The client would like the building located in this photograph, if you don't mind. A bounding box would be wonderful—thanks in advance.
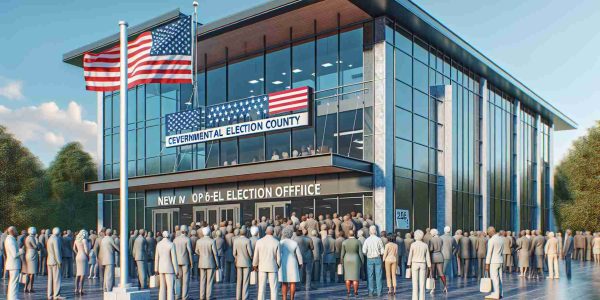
[63,0,576,234]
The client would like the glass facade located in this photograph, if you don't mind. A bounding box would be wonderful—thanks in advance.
[540,121,551,231]
[518,107,538,229]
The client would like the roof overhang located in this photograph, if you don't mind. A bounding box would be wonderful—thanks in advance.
[84,154,372,194]
[62,0,576,130]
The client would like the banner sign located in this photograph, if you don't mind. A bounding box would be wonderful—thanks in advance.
[395,209,410,230]
[157,183,321,206]
[165,86,311,148]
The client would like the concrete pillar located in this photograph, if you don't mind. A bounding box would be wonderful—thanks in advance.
[479,78,489,230]
[431,85,452,232]
[548,123,556,231]
[514,100,521,233]
[372,29,394,232]
[535,114,543,230]
[97,91,104,231]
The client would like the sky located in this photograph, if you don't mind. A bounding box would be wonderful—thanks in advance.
[0,0,598,166]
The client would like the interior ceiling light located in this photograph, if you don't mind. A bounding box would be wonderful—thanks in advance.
[292,68,302,73]
[272,81,283,85]
[321,62,333,67]
[248,79,259,84]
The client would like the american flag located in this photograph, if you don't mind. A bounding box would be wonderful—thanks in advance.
[166,87,311,132]
[83,15,192,92]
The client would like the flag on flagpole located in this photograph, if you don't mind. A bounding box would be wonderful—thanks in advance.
[83,15,192,92]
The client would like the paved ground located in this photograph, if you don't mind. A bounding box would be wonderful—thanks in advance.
[1,260,599,299]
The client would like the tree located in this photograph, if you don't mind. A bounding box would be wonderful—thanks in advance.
[554,121,600,231]
[47,142,98,230]
[0,125,50,229]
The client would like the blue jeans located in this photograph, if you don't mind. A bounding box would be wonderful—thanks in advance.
[366,258,382,296]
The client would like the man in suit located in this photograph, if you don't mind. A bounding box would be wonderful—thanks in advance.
[155,231,179,300]
[309,229,323,284]
[129,230,139,278]
[544,231,560,279]
[533,230,546,278]
[574,231,585,261]
[340,215,355,239]
[476,231,488,279]
[332,213,342,237]
[253,226,280,300]
[190,230,199,280]
[61,230,74,278]
[47,227,64,299]
[146,231,156,277]
[196,227,219,300]
[441,226,457,278]
[562,229,575,278]
[585,231,593,261]
[322,229,336,283]
[38,229,49,276]
[233,228,253,300]
[4,226,23,300]
[0,229,6,280]
[460,231,471,278]
[224,225,236,283]
[334,231,344,283]
[100,229,119,292]
[132,229,149,289]
[294,228,314,291]
[485,226,504,300]
[305,214,320,235]
[174,225,193,300]
[214,230,225,282]
[249,226,260,250]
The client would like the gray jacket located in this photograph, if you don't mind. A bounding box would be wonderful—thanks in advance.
[173,235,193,266]
[195,237,219,269]
[132,235,148,261]
[100,235,119,266]
[232,236,253,268]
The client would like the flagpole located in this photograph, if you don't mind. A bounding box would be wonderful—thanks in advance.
[193,1,199,106]
[118,20,129,288]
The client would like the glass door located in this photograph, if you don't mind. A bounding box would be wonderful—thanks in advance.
[255,201,290,220]
[219,204,240,225]
[153,208,179,234]
[193,205,239,226]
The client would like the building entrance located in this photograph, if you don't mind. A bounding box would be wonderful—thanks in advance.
[153,208,179,233]
[255,201,290,221]
[193,204,240,226]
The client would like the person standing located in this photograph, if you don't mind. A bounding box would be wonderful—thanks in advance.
[532,230,545,278]
[516,230,531,277]
[407,230,430,300]
[146,231,156,277]
[190,229,199,280]
[309,229,322,284]
[47,227,64,300]
[214,230,225,282]
[382,233,398,295]
[453,230,462,276]
[484,226,504,300]
[38,229,48,276]
[322,229,336,284]
[132,229,149,289]
[279,227,302,300]
[100,229,119,292]
[155,231,179,300]
[293,229,314,291]
[429,229,447,293]
[334,231,345,283]
[341,230,364,297]
[574,231,585,261]
[4,226,23,300]
[94,229,105,282]
[585,231,593,262]
[224,226,236,283]
[253,226,281,300]
[129,230,139,278]
[0,230,6,280]
[544,231,559,279]
[562,229,574,278]
[395,232,405,277]
[440,226,457,279]
[503,231,514,273]
[362,226,384,297]
[23,227,40,294]
[174,225,193,300]
[196,227,219,300]
[73,229,90,295]
[459,231,471,278]
[62,230,74,278]
[233,228,253,300]
[556,232,563,259]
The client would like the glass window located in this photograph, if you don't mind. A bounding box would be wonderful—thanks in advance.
[290,198,313,216]
[413,180,429,229]
[136,129,145,158]
[339,197,363,216]
[395,138,412,169]
[339,28,363,86]
[413,61,428,93]
[239,135,264,163]
[395,81,412,111]
[127,88,136,124]
[395,49,412,84]
[136,86,145,122]
[413,39,428,63]
[316,198,337,217]
[104,95,111,129]
[292,127,314,157]
[266,131,290,160]
[104,135,112,164]
[394,27,412,54]
[220,138,238,166]
[316,34,338,91]
[146,157,159,175]
[161,84,178,117]
[196,72,206,107]
[112,133,120,164]
[413,90,428,118]
[316,98,337,154]
[146,126,160,157]
[146,84,160,120]
[266,48,291,93]
[112,93,120,127]
[338,109,363,159]
[229,55,264,101]
[413,115,428,145]
[292,40,315,89]
[394,176,412,212]
[205,141,219,168]
[161,154,176,173]
[207,66,226,106]
[395,108,411,140]
[413,143,428,173]
[127,130,136,160]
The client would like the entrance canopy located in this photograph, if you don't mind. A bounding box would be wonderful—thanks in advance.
[85,153,372,194]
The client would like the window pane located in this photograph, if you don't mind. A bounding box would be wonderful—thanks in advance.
[146,126,160,157]
[395,81,412,111]
[104,95,111,129]
[395,107,412,140]
[316,98,337,154]
[414,90,428,118]
[316,198,337,217]
[413,143,428,172]
[239,135,264,163]
[292,41,315,89]
[338,108,363,159]
[394,27,412,54]
[413,61,428,93]
[112,93,120,127]
[220,138,238,166]
[413,180,429,229]
[340,28,363,85]
[395,138,412,169]
[413,115,428,145]
[292,127,315,157]
[394,176,412,214]
[205,141,219,168]
[229,55,264,101]
[104,135,112,164]
[339,197,362,216]
[317,34,338,90]
[146,84,160,120]
[413,39,428,63]
[207,66,226,106]
[266,48,291,93]
[136,85,145,122]
[127,88,136,124]
[395,49,412,84]
[266,131,290,160]
[161,84,178,117]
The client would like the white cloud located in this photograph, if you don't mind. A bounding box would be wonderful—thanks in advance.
[0,101,97,163]
[0,80,24,100]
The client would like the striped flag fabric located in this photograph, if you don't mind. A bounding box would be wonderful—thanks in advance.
[268,86,309,115]
[83,15,192,92]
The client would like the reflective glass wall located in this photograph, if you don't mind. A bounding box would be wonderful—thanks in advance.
[519,107,538,229]
[102,23,374,180]
[487,85,515,230]
[540,121,551,231]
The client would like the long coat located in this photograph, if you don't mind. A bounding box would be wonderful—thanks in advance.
[279,239,302,282]
[340,237,363,281]
[516,237,531,267]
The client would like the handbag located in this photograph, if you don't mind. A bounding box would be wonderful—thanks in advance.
[149,275,159,288]
[250,270,257,285]
[425,277,435,290]
[19,274,28,285]
[396,265,401,275]
[215,269,221,283]
[337,264,343,275]
[480,272,492,293]
[405,267,411,279]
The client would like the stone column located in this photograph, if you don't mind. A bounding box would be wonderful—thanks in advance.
[479,78,489,230]
[548,123,556,231]
[431,85,452,232]
[514,100,521,233]
[535,114,543,230]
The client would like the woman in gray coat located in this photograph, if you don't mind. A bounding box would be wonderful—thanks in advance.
[428,229,447,294]
[341,230,364,297]
[516,230,531,277]
[23,227,39,293]
[279,227,302,300]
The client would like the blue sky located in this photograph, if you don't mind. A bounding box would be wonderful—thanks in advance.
[0,0,597,166]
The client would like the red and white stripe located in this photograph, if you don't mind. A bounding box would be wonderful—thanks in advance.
[268,87,309,115]
[83,32,192,92]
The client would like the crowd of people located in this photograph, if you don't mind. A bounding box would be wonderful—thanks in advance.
[1,211,599,300]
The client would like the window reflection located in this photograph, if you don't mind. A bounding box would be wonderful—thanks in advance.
[292,127,314,157]
[229,55,264,101]
[340,28,363,86]
[317,34,338,90]
[266,132,290,160]
[239,136,264,163]
[266,48,291,93]
[207,66,226,106]
[220,138,238,166]
[316,98,337,154]
[292,40,315,89]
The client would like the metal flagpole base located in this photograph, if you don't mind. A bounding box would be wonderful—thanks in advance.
[103,284,150,300]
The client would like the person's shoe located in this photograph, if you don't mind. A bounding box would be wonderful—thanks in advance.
[554,276,560,279]
[546,276,553,279]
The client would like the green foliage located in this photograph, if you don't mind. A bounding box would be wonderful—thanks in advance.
[47,142,98,230]
[554,121,600,231]
[0,126,50,229]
